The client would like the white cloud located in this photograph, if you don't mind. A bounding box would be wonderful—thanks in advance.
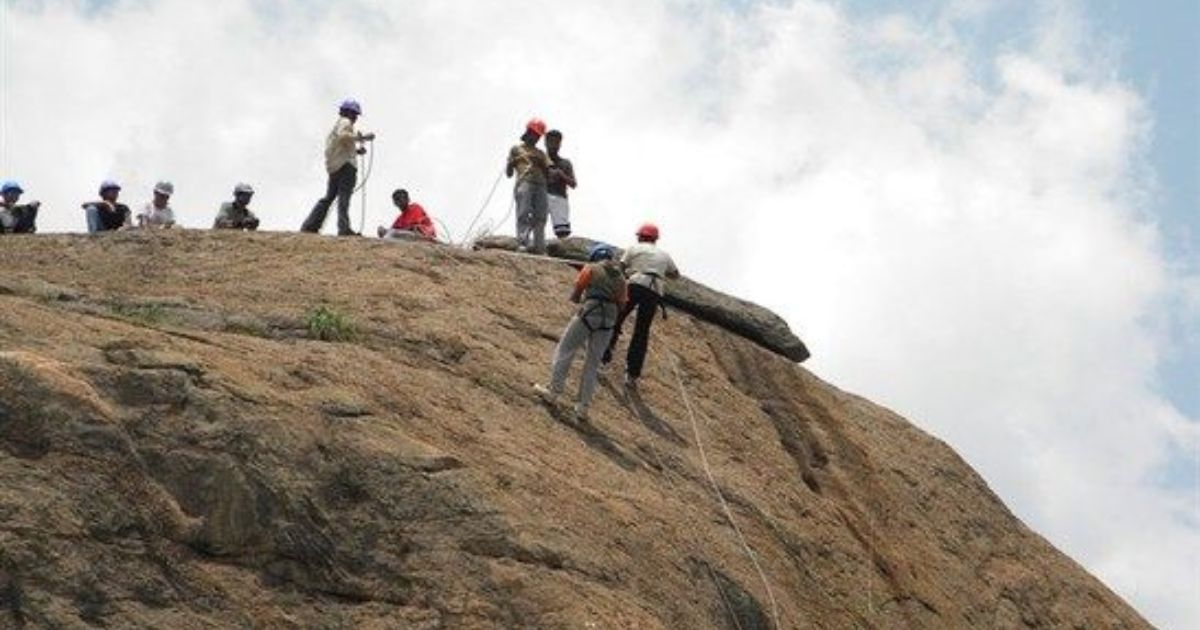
[3,0,1196,626]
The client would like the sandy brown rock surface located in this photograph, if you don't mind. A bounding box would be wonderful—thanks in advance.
[0,231,1148,628]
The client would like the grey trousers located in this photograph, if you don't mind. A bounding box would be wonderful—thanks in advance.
[515,181,549,253]
[549,314,614,410]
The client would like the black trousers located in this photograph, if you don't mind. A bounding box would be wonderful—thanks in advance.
[302,162,357,234]
[606,283,661,379]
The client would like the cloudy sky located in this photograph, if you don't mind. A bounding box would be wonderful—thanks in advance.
[2,0,1197,626]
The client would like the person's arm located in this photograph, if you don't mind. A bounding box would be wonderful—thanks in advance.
[213,205,232,229]
[570,266,592,303]
[560,160,577,189]
[505,146,517,178]
[666,256,680,279]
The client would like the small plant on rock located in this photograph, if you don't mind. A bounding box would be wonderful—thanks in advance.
[305,305,356,342]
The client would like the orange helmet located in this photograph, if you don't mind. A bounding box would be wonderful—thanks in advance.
[636,223,659,241]
[526,118,547,137]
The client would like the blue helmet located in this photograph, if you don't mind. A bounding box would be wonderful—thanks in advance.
[339,99,362,116]
[0,180,22,195]
[588,243,616,261]
[99,179,121,194]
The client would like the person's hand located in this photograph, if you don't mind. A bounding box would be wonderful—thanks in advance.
[360,132,376,142]
[357,147,368,155]
[29,201,40,209]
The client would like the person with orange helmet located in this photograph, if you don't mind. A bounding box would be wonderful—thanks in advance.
[505,117,552,253]
[603,222,680,388]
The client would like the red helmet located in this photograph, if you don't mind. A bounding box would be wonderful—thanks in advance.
[526,118,547,137]
[636,223,659,241]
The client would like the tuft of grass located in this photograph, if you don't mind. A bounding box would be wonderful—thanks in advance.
[110,303,170,327]
[305,305,356,342]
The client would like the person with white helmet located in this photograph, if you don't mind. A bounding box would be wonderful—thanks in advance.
[214,184,260,230]
[82,180,131,233]
[0,181,40,234]
[301,99,375,236]
[136,181,177,229]
[534,243,628,422]
[603,223,679,389]
[505,118,552,254]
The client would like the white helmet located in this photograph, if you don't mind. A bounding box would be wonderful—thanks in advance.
[233,183,255,195]
[154,181,174,196]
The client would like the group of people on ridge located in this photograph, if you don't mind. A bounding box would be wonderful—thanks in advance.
[4,98,678,424]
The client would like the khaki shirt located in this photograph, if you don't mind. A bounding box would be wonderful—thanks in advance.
[325,116,359,173]
[509,144,551,186]
[621,243,679,296]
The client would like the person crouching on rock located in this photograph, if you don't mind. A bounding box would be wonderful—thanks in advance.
[534,243,628,422]
[377,188,437,241]
[214,184,260,230]
[82,180,131,233]
[136,181,176,229]
[0,180,41,234]
[603,223,679,389]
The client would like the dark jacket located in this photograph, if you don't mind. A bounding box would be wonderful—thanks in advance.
[84,201,131,231]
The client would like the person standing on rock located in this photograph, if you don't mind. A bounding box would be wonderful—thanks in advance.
[603,223,679,389]
[0,181,41,234]
[136,181,176,229]
[505,118,551,254]
[82,180,132,233]
[534,243,628,422]
[214,184,260,230]
[545,129,576,239]
[301,99,375,236]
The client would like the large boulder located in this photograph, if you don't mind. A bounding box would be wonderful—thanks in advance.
[473,235,811,362]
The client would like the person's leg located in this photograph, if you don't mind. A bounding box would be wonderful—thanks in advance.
[514,183,532,248]
[530,185,549,254]
[549,315,588,393]
[301,171,340,232]
[603,298,638,364]
[549,195,571,238]
[626,289,660,380]
[335,163,358,235]
[85,206,103,233]
[577,328,614,411]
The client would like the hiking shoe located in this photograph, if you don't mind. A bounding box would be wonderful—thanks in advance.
[533,383,558,403]
[376,226,387,238]
[573,404,590,422]
[601,349,613,365]
[623,374,638,390]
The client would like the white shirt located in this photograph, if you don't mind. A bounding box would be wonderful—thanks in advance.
[621,242,679,296]
[138,202,175,228]
[0,207,16,230]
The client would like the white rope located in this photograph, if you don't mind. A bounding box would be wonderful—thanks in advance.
[668,351,782,630]
[355,140,375,234]
[459,169,506,247]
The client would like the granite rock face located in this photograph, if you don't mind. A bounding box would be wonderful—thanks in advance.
[0,231,1147,628]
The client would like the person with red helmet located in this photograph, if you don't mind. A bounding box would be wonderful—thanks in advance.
[603,222,680,388]
[505,118,552,253]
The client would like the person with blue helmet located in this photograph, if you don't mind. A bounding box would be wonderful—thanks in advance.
[82,180,131,233]
[0,181,40,234]
[533,241,627,422]
[300,99,376,236]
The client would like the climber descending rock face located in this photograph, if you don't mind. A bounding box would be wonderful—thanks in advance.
[603,223,680,388]
[534,243,627,422]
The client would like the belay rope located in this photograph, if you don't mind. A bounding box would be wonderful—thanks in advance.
[355,137,376,235]
[666,350,784,630]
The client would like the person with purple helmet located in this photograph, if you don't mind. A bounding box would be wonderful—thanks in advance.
[82,180,131,233]
[301,99,375,236]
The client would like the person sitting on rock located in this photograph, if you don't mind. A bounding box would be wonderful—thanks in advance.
[603,223,679,389]
[214,183,260,230]
[82,180,132,233]
[377,188,437,241]
[534,243,628,422]
[0,180,41,234]
[136,181,176,229]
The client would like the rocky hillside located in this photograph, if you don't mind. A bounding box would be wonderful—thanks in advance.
[0,231,1148,629]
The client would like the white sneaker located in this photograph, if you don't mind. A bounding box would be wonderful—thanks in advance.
[533,383,558,403]
[573,404,590,422]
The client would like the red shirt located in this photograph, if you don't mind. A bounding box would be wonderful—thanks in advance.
[390,202,437,239]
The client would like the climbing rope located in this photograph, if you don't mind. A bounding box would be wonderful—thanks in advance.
[668,351,783,630]
[355,139,376,235]
[459,169,506,247]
